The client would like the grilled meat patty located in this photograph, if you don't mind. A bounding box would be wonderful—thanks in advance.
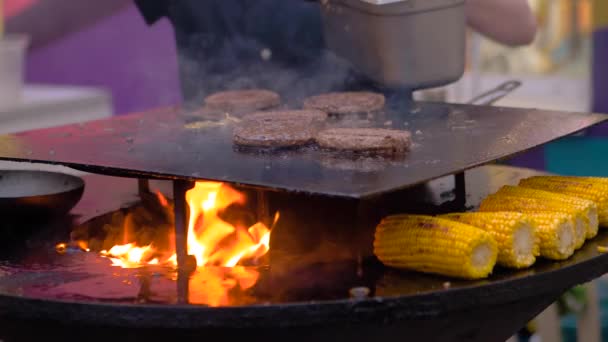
[315,128,411,154]
[204,89,281,114]
[233,110,327,148]
[303,92,385,115]
[234,121,315,148]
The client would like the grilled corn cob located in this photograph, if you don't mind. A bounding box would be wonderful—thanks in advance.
[519,176,608,226]
[525,212,576,260]
[494,185,599,239]
[374,215,498,279]
[479,194,587,250]
[565,176,608,184]
[439,212,537,268]
[479,194,586,250]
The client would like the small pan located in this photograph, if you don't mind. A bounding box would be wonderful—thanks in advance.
[0,170,85,220]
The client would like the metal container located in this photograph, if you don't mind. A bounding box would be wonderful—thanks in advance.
[321,0,466,90]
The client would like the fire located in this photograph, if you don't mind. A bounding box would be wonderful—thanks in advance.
[56,182,279,306]
[100,244,154,268]
[88,181,276,270]
[58,181,278,305]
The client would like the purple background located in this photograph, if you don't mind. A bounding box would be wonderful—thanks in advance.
[24,4,182,115]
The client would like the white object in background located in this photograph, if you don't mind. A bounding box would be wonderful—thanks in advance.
[469,32,483,101]
[0,84,112,134]
[0,83,113,175]
[536,303,562,342]
[0,34,30,108]
[577,282,601,342]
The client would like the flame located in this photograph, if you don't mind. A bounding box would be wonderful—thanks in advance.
[189,266,260,307]
[100,243,155,268]
[61,181,277,305]
[156,191,169,207]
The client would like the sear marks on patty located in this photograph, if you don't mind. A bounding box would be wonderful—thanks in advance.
[204,89,281,115]
[233,120,316,148]
[233,110,328,148]
[303,92,385,115]
[315,128,411,155]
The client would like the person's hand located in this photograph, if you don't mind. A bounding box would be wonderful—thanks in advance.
[466,0,537,46]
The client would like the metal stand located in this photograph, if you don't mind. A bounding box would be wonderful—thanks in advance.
[173,180,196,304]
[138,179,150,197]
[137,270,152,304]
[454,172,466,209]
[257,190,270,227]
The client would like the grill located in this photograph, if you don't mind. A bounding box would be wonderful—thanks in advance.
[0,100,606,342]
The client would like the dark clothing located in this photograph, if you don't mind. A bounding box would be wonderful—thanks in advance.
[135,0,376,107]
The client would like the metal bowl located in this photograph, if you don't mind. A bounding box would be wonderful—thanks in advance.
[321,0,466,90]
[0,170,85,220]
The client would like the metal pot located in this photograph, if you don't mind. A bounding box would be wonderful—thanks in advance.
[321,0,466,90]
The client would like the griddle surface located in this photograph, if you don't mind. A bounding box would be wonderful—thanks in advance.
[0,103,605,198]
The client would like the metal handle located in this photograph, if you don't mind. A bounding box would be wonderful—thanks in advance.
[466,80,522,106]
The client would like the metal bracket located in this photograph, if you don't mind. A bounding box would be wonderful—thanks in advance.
[138,179,151,198]
[257,190,271,227]
[454,171,466,209]
[173,179,196,304]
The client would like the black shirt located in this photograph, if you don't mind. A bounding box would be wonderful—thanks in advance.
[134,0,376,106]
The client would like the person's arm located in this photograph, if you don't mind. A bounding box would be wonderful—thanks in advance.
[466,0,537,47]
[5,0,131,50]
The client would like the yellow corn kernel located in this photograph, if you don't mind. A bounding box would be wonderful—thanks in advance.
[479,194,586,250]
[555,176,608,185]
[374,215,498,279]
[440,212,537,268]
[524,212,576,260]
[494,185,599,239]
[519,176,608,226]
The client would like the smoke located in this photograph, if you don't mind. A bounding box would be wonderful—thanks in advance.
[176,43,358,111]
[168,0,370,111]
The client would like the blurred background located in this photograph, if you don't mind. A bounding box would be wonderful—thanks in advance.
[0,1,607,340]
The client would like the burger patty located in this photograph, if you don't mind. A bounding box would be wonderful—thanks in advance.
[303,92,385,115]
[233,120,316,148]
[233,110,327,148]
[315,128,411,154]
[204,89,281,114]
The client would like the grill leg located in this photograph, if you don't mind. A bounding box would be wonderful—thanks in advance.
[257,190,270,227]
[173,180,196,303]
[454,172,466,209]
[138,179,150,197]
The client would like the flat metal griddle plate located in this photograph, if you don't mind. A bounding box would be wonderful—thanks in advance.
[0,103,605,199]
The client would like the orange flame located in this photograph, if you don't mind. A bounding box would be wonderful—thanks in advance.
[100,243,155,268]
[64,181,277,305]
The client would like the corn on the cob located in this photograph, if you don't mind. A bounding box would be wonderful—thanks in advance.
[525,212,576,260]
[519,176,608,226]
[439,212,537,268]
[479,194,586,249]
[374,215,498,279]
[494,185,599,239]
[551,176,608,184]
